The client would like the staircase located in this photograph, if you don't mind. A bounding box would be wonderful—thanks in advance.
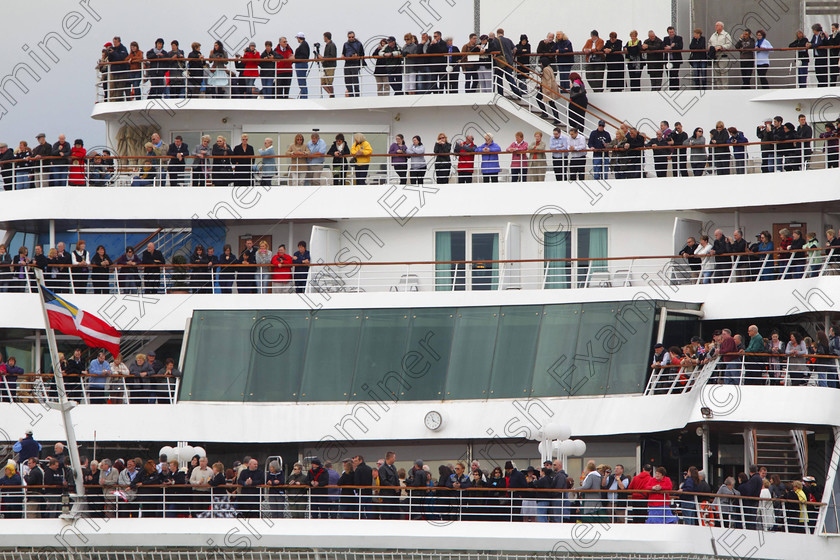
[494,56,623,132]
[753,429,808,481]
[118,333,173,364]
[151,227,193,261]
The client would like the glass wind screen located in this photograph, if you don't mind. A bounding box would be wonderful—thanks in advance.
[181,301,656,402]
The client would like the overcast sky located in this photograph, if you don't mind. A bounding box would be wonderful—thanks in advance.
[0,0,668,148]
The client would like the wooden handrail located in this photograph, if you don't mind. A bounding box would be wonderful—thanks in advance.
[0,136,830,166]
[94,45,834,68]
[1,244,834,270]
[2,373,179,378]
[491,55,622,129]
[2,483,825,503]
[652,351,840,365]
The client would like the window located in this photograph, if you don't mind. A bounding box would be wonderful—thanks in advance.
[544,231,571,289]
[181,302,656,403]
[435,230,500,291]
[577,227,608,287]
[543,227,608,289]
[435,231,466,291]
[170,130,233,150]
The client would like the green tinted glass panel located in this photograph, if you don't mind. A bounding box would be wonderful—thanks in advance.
[401,308,456,400]
[530,304,582,397]
[181,310,251,401]
[299,309,362,401]
[605,301,656,394]
[445,307,500,398]
[488,306,542,398]
[180,302,656,402]
[244,311,311,402]
[349,309,411,401]
[569,302,618,396]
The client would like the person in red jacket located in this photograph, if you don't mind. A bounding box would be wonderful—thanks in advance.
[274,38,294,98]
[68,139,87,186]
[645,466,677,523]
[627,463,652,523]
[270,244,293,293]
[240,42,261,96]
[453,135,477,183]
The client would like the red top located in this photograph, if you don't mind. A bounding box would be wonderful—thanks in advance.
[69,147,87,185]
[271,253,293,282]
[644,475,672,507]
[457,141,475,171]
[242,50,260,77]
[719,335,737,362]
[275,46,293,72]
[778,236,792,252]
[627,470,651,501]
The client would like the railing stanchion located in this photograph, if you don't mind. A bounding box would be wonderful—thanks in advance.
[820,248,834,277]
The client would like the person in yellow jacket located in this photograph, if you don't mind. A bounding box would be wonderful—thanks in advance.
[792,480,808,532]
[350,132,373,185]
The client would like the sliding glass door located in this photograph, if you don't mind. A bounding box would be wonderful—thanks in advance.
[544,231,571,289]
[543,227,608,289]
[576,227,608,287]
[435,230,499,291]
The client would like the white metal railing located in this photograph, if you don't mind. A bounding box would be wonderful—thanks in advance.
[0,485,829,535]
[94,47,840,104]
[2,247,837,297]
[648,354,840,394]
[0,374,179,405]
[645,355,720,395]
[711,354,840,387]
[1,136,834,192]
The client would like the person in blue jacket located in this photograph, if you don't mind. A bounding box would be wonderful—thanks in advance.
[13,430,42,462]
[475,133,501,182]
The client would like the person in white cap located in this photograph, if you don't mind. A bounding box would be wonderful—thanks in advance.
[294,32,310,98]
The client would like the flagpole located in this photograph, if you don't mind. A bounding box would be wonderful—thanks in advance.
[33,268,86,507]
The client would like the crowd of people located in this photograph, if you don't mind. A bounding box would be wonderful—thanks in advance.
[96,22,840,102]
[653,322,840,388]
[0,238,312,296]
[0,135,116,190]
[675,226,840,286]
[0,437,823,533]
[0,347,180,405]
[3,109,836,192]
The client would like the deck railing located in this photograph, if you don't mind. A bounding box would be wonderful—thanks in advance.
[0,484,830,535]
[646,353,840,395]
[94,46,840,103]
[1,246,836,296]
[0,135,834,191]
[0,373,179,405]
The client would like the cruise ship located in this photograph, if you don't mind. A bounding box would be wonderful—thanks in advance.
[1,1,840,558]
